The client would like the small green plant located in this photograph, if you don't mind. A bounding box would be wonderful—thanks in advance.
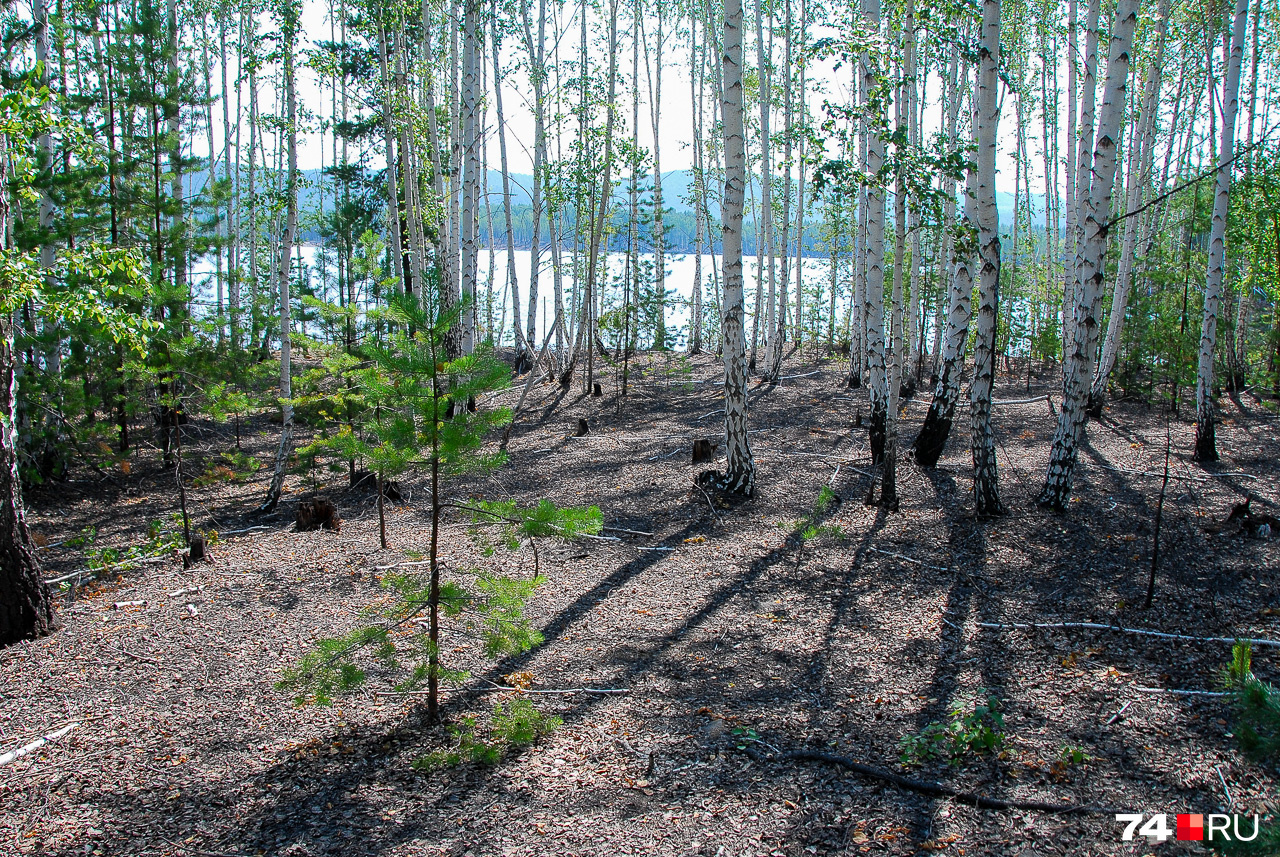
[782,485,846,541]
[411,699,560,772]
[1058,744,1090,766]
[731,726,760,750]
[899,690,1005,768]
[1222,641,1280,761]
[491,697,562,746]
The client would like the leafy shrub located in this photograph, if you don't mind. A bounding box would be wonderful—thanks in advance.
[412,699,560,772]
[899,690,1005,768]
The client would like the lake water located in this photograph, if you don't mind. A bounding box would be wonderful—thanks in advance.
[193,246,850,351]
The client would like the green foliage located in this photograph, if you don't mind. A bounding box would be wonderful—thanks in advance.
[279,625,396,707]
[279,490,596,706]
[782,485,846,541]
[192,451,260,487]
[1058,744,1090,767]
[491,697,562,746]
[463,498,604,553]
[899,690,1005,768]
[301,292,513,500]
[74,512,193,576]
[1222,642,1280,761]
[412,699,561,772]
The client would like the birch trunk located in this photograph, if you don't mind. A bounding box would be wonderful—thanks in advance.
[880,0,914,509]
[970,0,1003,516]
[1091,0,1169,408]
[1039,0,1139,510]
[491,19,524,359]
[715,0,757,496]
[863,0,887,464]
[1195,0,1250,461]
[518,0,548,365]
[259,4,299,514]
[913,48,970,468]
[459,0,481,354]
[754,0,778,380]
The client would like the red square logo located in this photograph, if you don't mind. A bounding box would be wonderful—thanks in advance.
[1177,814,1204,841]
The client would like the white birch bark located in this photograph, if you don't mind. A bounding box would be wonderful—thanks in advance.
[260,4,299,513]
[863,0,887,464]
[716,0,757,496]
[970,0,1002,516]
[459,0,481,354]
[1195,0,1250,461]
[913,46,970,468]
[1092,0,1170,407]
[1039,0,1139,510]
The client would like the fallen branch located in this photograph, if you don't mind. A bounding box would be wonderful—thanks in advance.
[978,620,1280,649]
[991,395,1049,406]
[377,686,630,697]
[217,526,273,536]
[604,526,655,537]
[867,546,950,572]
[0,722,79,767]
[742,746,1122,814]
[777,369,822,380]
[1132,687,1230,697]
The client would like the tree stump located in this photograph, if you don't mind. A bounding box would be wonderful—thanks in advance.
[296,499,342,532]
[182,535,206,570]
[575,418,589,437]
[692,438,715,464]
[592,382,603,397]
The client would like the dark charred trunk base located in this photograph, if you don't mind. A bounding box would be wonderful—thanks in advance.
[697,468,754,501]
[1194,420,1219,462]
[912,412,954,469]
[868,407,887,465]
[0,545,55,647]
[296,498,342,532]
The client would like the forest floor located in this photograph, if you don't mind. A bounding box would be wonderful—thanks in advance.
[1,349,1278,857]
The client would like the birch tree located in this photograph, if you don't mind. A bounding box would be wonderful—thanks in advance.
[1039,0,1139,510]
[259,0,300,514]
[712,0,757,496]
[970,0,1003,516]
[913,45,971,469]
[1195,0,1251,461]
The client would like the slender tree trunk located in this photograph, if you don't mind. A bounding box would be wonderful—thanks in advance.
[520,0,548,361]
[689,11,704,355]
[880,0,915,510]
[753,0,778,380]
[863,0,887,465]
[460,0,481,354]
[1195,0,1250,461]
[1039,0,1139,510]
[914,51,970,468]
[970,0,1003,517]
[1092,0,1169,409]
[260,3,299,514]
[715,0,756,496]
[492,16,524,359]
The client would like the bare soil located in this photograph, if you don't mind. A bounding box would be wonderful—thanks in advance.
[2,351,1278,857]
